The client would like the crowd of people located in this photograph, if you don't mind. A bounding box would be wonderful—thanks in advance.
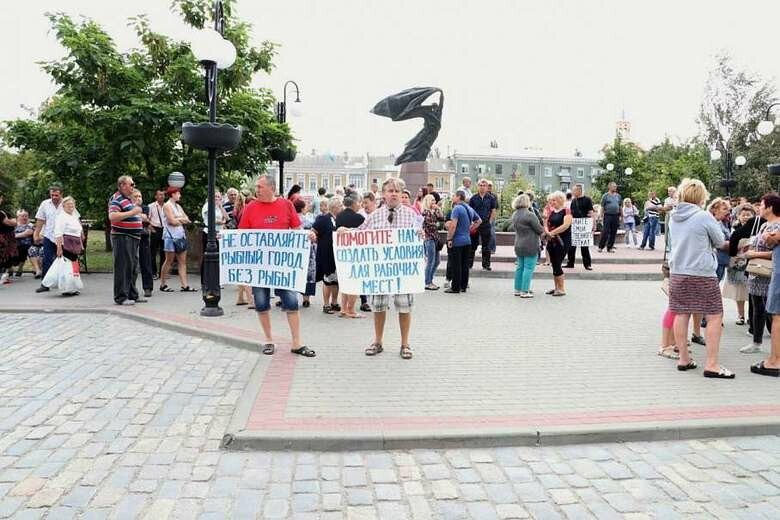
[2,174,778,377]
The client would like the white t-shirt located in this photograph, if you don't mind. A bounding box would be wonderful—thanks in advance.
[201,202,227,234]
[36,199,80,241]
[54,211,83,239]
[163,201,186,239]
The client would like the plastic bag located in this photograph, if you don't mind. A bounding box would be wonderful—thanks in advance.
[42,257,66,288]
[58,259,84,293]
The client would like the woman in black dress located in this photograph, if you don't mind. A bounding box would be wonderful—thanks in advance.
[312,197,342,313]
[545,191,572,296]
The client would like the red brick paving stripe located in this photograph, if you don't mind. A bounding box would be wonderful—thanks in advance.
[245,404,780,431]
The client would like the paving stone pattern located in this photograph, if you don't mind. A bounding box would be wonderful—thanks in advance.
[2,314,780,518]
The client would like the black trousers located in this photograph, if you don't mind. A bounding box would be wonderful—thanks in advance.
[138,232,153,291]
[547,241,566,277]
[445,245,454,281]
[566,246,591,268]
[470,224,492,268]
[111,234,140,304]
[750,293,772,344]
[450,245,470,292]
[598,214,620,250]
[149,227,164,276]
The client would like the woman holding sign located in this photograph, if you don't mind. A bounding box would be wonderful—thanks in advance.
[544,191,572,297]
[313,197,342,314]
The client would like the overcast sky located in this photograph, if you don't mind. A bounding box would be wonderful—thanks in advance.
[5,0,780,159]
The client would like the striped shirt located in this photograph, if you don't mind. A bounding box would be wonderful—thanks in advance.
[108,191,142,236]
[359,204,421,230]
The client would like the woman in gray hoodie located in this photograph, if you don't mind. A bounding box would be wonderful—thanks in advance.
[668,178,733,379]
[512,194,545,297]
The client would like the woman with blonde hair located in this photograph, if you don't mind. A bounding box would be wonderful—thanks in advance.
[622,198,640,247]
[544,191,572,296]
[53,196,83,296]
[421,194,444,290]
[668,178,733,378]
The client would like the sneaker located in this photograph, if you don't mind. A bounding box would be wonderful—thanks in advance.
[691,334,706,346]
[35,285,50,293]
[514,291,524,296]
[120,300,136,306]
[360,303,371,312]
[740,343,764,354]
[521,292,534,299]
[483,266,492,271]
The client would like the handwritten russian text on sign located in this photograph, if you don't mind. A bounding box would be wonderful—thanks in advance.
[571,218,593,247]
[334,228,425,295]
[219,230,310,292]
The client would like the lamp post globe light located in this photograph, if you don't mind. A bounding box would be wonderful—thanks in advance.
[757,102,780,136]
[181,0,242,317]
[271,80,301,195]
[168,171,186,188]
[710,147,745,196]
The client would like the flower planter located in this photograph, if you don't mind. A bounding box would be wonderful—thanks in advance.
[181,122,242,151]
[270,147,297,162]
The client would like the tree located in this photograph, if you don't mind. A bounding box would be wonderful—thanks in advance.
[5,0,292,223]
[643,137,712,197]
[595,136,646,203]
[698,53,779,197]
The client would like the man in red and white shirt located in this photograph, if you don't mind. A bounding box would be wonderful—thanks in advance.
[239,174,315,358]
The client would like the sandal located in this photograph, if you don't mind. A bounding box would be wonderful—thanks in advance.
[750,361,780,377]
[347,313,365,319]
[331,303,341,312]
[261,343,275,355]
[160,285,174,292]
[180,286,198,292]
[400,345,413,359]
[658,346,680,360]
[291,346,316,357]
[735,317,745,326]
[677,361,697,371]
[323,305,335,314]
[552,291,566,297]
[703,366,735,379]
[545,289,556,295]
[236,301,248,306]
[365,343,383,356]
[302,300,310,308]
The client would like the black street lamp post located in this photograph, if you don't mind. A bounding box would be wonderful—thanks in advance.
[757,102,780,190]
[711,146,745,198]
[274,81,301,195]
[181,1,242,317]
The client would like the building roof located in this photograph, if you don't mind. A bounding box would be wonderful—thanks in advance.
[453,151,599,164]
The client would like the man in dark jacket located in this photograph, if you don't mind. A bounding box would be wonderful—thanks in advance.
[565,184,594,270]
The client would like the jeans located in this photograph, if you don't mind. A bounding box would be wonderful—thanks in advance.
[640,217,659,249]
[716,264,726,281]
[41,237,57,278]
[449,244,470,292]
[624,222,638,246]
[470,224,492,268]
[424,239,440,285]
[598,214,619,250]
[252,287,299,312]
[111,234,140,303]
[514,255,537,292]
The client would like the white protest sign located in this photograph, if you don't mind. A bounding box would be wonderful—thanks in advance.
[333,228,425,295]
[219,230,311,292]
[571,218,593,247]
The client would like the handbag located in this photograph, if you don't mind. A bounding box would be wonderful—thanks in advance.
[746,258,773,278]
[435,234,445,252]
[165,227,188,254]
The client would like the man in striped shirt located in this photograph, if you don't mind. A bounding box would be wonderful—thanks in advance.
[108,175,145,305]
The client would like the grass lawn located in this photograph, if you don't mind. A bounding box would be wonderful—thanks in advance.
[84,229,113,272]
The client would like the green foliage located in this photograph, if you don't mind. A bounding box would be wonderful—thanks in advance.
[643,137,712,198]
[497,177,529,218]
[595,136,647,203]
[4,1,291,222]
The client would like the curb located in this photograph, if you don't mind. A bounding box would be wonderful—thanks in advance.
[0,307,261,353]
[439,269,662,281]
[440,255,662,265]
[221,419,780,452]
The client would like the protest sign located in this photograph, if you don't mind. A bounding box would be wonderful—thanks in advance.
[334,227,425,295]
[219,230,311,292]
[571,217,593,247]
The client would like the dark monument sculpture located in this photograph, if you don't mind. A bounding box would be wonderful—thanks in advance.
[371,87,444,194]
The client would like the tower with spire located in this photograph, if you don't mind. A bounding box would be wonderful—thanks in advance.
[616,109,632,141]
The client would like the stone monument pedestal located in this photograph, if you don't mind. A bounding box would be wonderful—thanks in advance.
[399,161,428,197]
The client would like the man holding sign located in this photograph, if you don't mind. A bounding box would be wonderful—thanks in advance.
[565,184,594,270]
[348,177,423,360]
[238,174,315,358]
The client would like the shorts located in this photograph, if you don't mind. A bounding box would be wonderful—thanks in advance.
[369,293,414,314]
[27,245,42,259]
[164,237,185,253]
[252,287,299,313]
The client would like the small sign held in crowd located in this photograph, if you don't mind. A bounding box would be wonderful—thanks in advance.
[334,228,425,295]
[219,230,311,292]
[571,217,594,247]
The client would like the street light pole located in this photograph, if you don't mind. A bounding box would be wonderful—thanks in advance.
[276,80,300,195]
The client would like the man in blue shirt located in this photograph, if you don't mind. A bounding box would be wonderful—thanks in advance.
[598,182,622,252]
[445,191,482,293]
[468,179,498,270]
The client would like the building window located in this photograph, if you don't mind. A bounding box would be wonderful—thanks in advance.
[322,176,330,192]
[296,174,305,188]
[309,176,317,193]
[372,178,379,185]
[460,164,469,174]
[333,176,342,187]
[348,174,364,189]
[577,168,584,178]
[544,167,552,177]
[544,184,553,192]
[528,165,536,177]
[560,167,570,177]
[560,182,570,191]
[435,177,445,190]
[591,168,599,178]
[477,164,485,174]
[495,164,503,176]
[284,176,293,193]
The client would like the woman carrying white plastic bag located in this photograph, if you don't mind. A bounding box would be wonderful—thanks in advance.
[53,196,84,296]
